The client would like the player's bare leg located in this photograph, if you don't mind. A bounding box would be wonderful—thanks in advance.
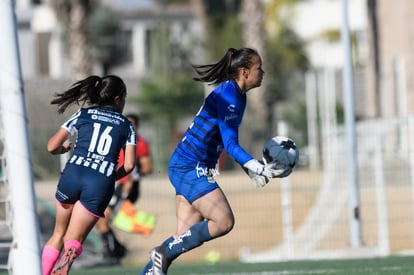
[150,189,234,275]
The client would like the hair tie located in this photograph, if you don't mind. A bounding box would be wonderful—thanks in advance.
[94,78,102,88]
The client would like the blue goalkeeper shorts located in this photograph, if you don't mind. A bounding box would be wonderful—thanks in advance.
[168,151,219,203]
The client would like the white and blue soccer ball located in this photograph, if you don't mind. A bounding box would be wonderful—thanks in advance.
[262,136,299,169]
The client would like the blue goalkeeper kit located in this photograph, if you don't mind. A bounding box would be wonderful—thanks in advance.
[55,106,136,217]
[175,80,253,167]
[169,80,255,203]
[141,80,255,275]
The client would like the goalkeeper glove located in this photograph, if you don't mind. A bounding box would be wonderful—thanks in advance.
[244,159,293,179]
[247,169,269,188]
[243,159,279,178]
[274,165,292,178]
[262,159,292,178]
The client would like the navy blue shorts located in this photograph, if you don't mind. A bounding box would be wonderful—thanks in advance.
[55,163,115,217]
[168,151,219,203]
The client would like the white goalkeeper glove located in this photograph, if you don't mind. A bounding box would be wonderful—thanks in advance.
[274,165,292,178]
[242,159,269,188]
[247,169,269,188]
[243,159,279,178]
[244,159,292,180]
[262,159,293,178]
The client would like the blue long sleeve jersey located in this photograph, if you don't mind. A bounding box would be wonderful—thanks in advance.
[175,80,253,168]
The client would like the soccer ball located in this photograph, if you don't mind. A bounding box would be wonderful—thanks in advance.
[262,136,299,169]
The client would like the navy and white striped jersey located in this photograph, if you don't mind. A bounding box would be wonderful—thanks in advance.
[175,80,253,167]
[61,106,136,176]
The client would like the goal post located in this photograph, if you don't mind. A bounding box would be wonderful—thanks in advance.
[0,1,42,274]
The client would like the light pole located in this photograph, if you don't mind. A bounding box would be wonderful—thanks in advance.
[341,0,362,247]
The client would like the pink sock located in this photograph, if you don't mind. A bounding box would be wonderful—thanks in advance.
[41,245,60,275]
[64,239,83,257]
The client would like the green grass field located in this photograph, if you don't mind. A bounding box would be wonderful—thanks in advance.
[64,255,414,275]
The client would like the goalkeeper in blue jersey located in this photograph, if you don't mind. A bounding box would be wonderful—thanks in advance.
[140,48,291,275]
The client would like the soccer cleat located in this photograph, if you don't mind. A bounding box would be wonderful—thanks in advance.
[101,230,128,259]
[150,246,169,275]
[52,247,77,275]
[143,267,154,275]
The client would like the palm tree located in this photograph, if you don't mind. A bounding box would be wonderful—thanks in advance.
[239,0,268,151]
[88,6,121,75]
[367,0,381,117]
[46,0,95,79]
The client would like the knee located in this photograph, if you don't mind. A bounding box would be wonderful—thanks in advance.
[222,221,234,235]
[215,216,235,237]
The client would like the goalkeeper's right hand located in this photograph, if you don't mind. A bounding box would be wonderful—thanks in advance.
[242,159,292,187]
[263,159,292,178]
[248,169,269,188]
[243,159,286,178]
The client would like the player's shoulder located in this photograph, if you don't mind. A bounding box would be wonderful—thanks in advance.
[215,80,237,92]
[215,81,241,98]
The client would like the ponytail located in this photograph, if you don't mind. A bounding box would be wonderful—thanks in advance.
[191,47,258,85]
[51,75,126,113]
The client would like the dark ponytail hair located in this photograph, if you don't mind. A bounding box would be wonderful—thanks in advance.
[51,75,126,113]
[192,47,259,85]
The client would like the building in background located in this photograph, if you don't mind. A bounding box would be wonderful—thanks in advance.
[289,0,414,120]
[16,0,414,119]
[291,0,368,69]
[364,0,414,119]
[17,0,202,79]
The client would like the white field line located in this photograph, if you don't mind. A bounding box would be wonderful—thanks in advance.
[188,265,405,275]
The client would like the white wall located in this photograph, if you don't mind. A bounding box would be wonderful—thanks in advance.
[291,0,368,68]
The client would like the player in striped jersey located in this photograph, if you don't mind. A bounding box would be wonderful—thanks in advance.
[41,75,136,275]
[141,48,291,275]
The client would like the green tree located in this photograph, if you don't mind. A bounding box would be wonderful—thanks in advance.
[265,26,309,103]
[263,0,309,144]
[239,0,267,155]
[47,0,96,79]
[138,74,204,167]
[139,74,204,128]
[367,0,381,117]
[204,0,243,58]
[134,1,205,169]
[206,15,243,58]
[88,5,121,74]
